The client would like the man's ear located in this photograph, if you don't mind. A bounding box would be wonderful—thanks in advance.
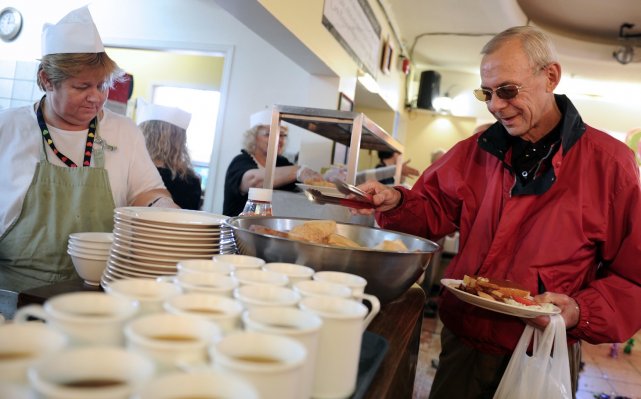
[545,62,561,92]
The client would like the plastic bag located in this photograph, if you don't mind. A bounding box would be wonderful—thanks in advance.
[493,315,572,399]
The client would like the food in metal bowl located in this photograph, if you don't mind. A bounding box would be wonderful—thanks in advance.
[225,216,439,304]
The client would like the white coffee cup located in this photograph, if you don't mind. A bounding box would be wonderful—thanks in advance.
[134,370,259,399]
[234,269,289,287]
[213,254,265,269]
[163,292,244,334]
[293,279,352,299]
[14,292,138,346]
[177,259,235,276]
[28,346,154,399]
[233,285,300,309]
[125,313,221,372]
[262,262,314,287]
[313,271,368,296]
[210,331,306,399]
[162,272,239,297]
[104,278,180,315]
[299,295,380,398]
[0,322,67,384]
[242,306,322,399]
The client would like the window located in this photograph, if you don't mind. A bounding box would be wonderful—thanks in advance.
[152,85,220,189]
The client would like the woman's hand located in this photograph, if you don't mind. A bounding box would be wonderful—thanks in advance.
[351,181,403,215]
[526,292,580,330]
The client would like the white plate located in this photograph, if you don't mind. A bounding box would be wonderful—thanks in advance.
[441,279,561,318]
[115,207,227,227]
[114,215,224,233]
[296,183,342,197]
[112,230,230,247]
[113,222,224,238]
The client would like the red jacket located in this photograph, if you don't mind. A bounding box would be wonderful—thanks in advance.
[378,95,641,354]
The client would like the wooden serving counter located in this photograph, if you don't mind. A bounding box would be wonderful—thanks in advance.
[17,281,425,399]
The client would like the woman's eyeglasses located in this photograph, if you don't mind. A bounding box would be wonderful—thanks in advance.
[258,131,288,139]
[473,84,522,102]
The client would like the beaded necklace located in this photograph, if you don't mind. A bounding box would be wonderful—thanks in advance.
[36,96,97,167]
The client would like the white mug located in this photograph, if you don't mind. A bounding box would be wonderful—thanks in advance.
[234,269,289,287]
[293,279,352,299]
[242,306,322,399]
[0,322,67,385]
[134,370,259,399]
[28,346,155,399]
[125,313,221,372]
[14,292,138,346]
[313,271,368,296]
[104,277,180,315]
[213,254,265,269]
[177,259,235,276]
[162,272,239,297]
[299,295,380,398]
[163,292,244,334]
[233,285,300,309]
[262,262,314,287]
[210,331,307,399]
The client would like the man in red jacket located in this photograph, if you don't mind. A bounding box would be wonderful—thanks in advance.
[357,26,641,398]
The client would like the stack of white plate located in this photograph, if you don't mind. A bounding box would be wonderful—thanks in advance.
[101,207,235,287]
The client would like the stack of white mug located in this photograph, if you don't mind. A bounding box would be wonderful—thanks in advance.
[2,254,381,399]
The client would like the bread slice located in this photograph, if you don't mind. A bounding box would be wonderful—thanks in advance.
[289,220,337,243]
[327,233,361,248]
[474,276,530,298]
[374,239,408,252]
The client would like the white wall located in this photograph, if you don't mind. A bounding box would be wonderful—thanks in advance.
[0,0,339,213]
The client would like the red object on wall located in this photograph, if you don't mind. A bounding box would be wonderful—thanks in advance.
[108,73,133,104]
[401,58,411,75]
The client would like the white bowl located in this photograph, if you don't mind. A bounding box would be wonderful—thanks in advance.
[67,243,110,257]
[68,252,108,286]
[213,254,265,269]
[68,232,113,243]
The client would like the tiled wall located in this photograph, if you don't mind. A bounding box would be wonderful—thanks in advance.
[0,59,45,110]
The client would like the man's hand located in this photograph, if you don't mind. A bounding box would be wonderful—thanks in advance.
[401,159,420,179]
[351,181,403,215]
[526,292,580,330]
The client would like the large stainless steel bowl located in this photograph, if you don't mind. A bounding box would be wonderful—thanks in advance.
[225,216,439,304]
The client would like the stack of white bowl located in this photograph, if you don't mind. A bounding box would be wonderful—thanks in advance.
[67,232,113,286]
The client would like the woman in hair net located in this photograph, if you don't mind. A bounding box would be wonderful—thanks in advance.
[137,99,202,210]
[0,6,178,292]
[223,109,322,216]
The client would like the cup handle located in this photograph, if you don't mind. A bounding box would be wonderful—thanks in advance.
[356,293,380,329]
[13,304,48,323]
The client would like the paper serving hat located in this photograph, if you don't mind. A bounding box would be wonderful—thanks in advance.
[250,108,283,128]
[41,6,104,56]
[136,98,192,130]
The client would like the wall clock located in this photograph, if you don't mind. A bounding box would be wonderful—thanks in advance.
[0,7,23,42]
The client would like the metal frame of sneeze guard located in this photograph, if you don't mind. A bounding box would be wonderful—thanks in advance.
[261,105,405,189]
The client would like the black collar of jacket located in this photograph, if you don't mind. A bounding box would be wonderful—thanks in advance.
[476,94,586,195]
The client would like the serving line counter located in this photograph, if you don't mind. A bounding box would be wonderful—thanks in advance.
[17,280,425,399]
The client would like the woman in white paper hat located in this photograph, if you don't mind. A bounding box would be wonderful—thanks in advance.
[222,109,323,216]
[0,6,178,293]
[137,99,202,210]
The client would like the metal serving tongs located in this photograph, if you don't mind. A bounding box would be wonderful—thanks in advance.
[332,179,374,204]
[304,189,375,209]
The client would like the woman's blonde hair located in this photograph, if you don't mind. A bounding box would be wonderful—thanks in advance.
[37,52,126,91]
[140,120,196,180]
[242,124,288,154]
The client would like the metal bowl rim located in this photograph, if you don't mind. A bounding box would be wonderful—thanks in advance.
[224,216,439,254]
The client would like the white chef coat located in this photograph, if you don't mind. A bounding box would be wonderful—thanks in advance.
[0,104,166,235]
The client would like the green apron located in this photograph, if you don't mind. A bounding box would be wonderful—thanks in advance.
[0,119,115,292]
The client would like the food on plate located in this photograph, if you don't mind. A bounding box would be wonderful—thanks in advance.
[247,220,410,251]
[303,178,335,188]
[455,275,553,310]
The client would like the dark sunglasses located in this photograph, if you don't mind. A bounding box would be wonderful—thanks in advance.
[473,84,522,102]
